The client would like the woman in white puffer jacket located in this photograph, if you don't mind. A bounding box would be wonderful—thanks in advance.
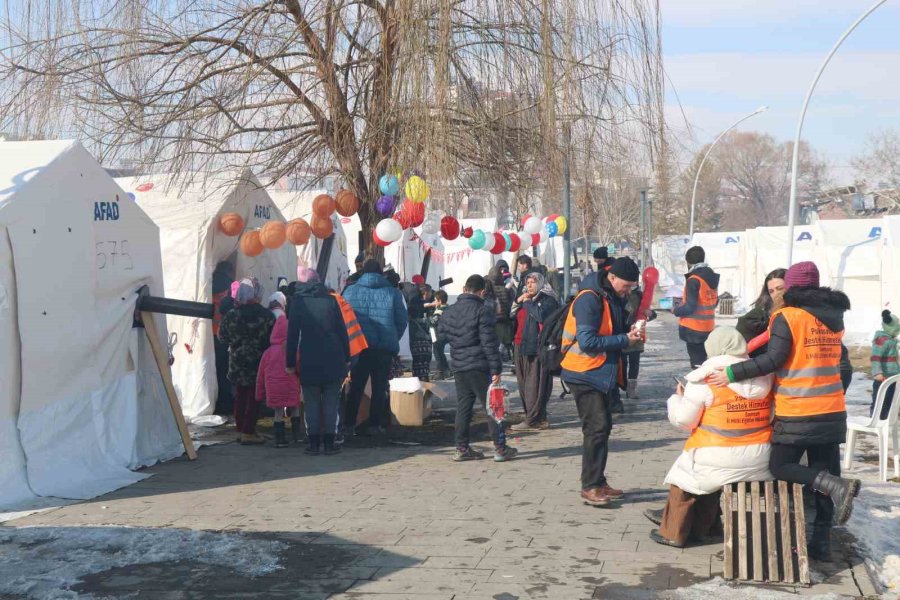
[647,326,774,548]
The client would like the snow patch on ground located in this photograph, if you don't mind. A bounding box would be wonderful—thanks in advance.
[665,577,843,599]
[843,373,900,596]
[0,525,286,599]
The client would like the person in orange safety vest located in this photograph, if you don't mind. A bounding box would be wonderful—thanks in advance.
[673,246,720,369]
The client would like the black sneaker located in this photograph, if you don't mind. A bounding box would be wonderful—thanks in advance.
[452,447,485,462]
[494,446,519,462]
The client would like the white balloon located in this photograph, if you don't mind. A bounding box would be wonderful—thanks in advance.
[538,229,549,243]
[376,217,403,242]
[524,216,543,235]
[481,231,496,252]
[518,231,532,249]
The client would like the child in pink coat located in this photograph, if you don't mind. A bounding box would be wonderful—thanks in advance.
[256,316,302,448]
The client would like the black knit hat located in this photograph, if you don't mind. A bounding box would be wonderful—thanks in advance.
[685,246,705,266]
[609,257,640,282]
[593,247,608,260]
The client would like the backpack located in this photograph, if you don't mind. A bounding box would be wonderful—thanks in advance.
[538,290,598,375]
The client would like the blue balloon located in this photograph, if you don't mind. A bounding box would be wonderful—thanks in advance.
[379,174,400,196]
[502,232,512,249]
[546,222,559,237]
[468,229,486,250]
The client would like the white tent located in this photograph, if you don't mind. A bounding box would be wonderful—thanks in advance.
[118,171,296,421]
[651,234,691,288]
[882,216,900,317]
[0,141,182,507]
[690,231,742,297]
[267,190,352,291]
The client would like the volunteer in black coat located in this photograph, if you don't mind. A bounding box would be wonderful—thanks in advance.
[438,274,517,462]
[672,246,720,368]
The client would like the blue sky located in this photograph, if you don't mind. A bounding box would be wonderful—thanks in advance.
[663,0,900,180]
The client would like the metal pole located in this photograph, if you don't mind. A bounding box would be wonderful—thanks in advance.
[689,106,768,238]
[640,190,647,268]
[786,0,887,265]
[563,123,572,298]
[648,194,654,268]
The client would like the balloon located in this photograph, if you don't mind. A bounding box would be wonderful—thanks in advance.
[393,210,412,229]
[376,194,396,217]
[239,230,263,257]
[313,194,335,218]
[440,216,460,240]
[310,215,334,239]
[507,233,521,252]
[335,189,359,217]
[219,212,244,236]
[260,221,287,249]
[501,232,512,250]
[539,229,549,243]
[405,175,429,203]
[372,229,390,247]
[376,217,403,243]
[554,216,567,235]
[422,212,441,235]
[491,232,507,254]
[544,213,559,223]
[462,226,474,239]
[520,214,532,228]
[546,221,559,237]
[379,174,400,196]
[286,219,311,245]
[524,216,543,235]
[519,231,532,250]
[531,233,541,247]
[402,199,425,227]
[482,231,496,252]
[468,229,486,250]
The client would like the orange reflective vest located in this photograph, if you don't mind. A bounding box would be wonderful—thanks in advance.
[560,290,612,373]
[332,293,368,357]
[679,275,718,333]
[212,289,229,336]
[771,307,845,418]
[684,384,772,450]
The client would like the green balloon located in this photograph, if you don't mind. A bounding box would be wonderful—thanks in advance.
[468,229,486,250]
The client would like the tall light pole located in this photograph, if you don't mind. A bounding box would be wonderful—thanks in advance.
[786,0,888,264]
[689,105,768,238]
[562,122,572,298]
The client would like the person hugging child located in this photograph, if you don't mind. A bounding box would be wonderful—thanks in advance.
[871,310,900,419]
[256,315,302,448]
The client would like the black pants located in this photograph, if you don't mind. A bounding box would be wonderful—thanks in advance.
[569,382,612,490]
[769,442,840,525]
[433,340,451,375]
[345,348,393,430]
[686,342,707,368]
[623,351,640,380]
[872,380,896,420]
[213,337,233,415]
[454,369,502,449]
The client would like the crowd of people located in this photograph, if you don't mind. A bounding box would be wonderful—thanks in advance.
[209,238,893,563]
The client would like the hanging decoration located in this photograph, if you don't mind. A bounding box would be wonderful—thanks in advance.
[524,216,543,235]
[491,232,507,254]
[546,221,559,238]
[239,230,263,257]
[335,189,360,217]
[468,229,486,250]
[507,232,521,252]
[462,226,474,239]
[405,175,429,203]
[379,174,400,196]
[481,231,496,252]
[286,219,311,245]
[554,216,568,236]
[440,216,460,240]
[313,194,335,218]
[376,217,403,244]
[219,212,244,236]
[409,232,473,264]
[376,194,397,217]
[372,230,390,247]
[310,215,334,239]
[260,221,287,249]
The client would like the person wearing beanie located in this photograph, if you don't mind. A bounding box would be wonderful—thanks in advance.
[561,256,643,507]
[673,246,720,369]
[646,326,773,548]
[593,246,615,272]
[870,310,900,419]
[707,261,860,561]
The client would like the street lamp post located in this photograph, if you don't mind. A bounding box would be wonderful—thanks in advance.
[689,106,768,238]
[786,0,888,264]
[563,122,573,299]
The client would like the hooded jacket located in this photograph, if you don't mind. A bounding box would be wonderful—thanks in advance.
[438,293,502,375]
[673,266,721,344]
[486,266,513,323]
[341,273,409,353]
[728,287,851,446]
[256,317,301,408]
[286,281,350,384]
[218,302,275,387]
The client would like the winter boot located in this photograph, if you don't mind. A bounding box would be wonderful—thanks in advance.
[627,379,639,399]
[609,397,625,414]
[274,422,288,448]
[323,434,341,455]
[305,434,321,455]
[290,416,303,445]
[808,524,832,562]
[812,470,861,525]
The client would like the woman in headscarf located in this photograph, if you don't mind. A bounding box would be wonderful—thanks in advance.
[510,271,559,431]
[646,326,773,548]
[218,278,276,444]
[401,280,432,381]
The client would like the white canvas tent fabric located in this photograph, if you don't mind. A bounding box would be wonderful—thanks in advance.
[651,235,691,288]
[268,190,352,291]
[118,171,296,421]
[690,231,742,296]
[0,141,182,507]
[882,216,900,318]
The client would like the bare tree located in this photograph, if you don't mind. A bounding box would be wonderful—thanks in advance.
[852,128,900,209]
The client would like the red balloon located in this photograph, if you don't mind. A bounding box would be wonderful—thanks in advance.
[372,229,390,247]
[520,214,532,227]
[508,233,521,252]
[531,233,541,247]
[440,216,460,240]
[491,232,507,254]
[402,199,425,227]
[544,213,559,223]
[393,210,412,229]
[462,227,474,239]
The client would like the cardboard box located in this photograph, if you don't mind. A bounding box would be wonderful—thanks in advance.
[390,382,434,426]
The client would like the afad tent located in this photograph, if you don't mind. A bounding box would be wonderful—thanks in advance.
[0,141,182,508]
[651,235,691,288]
[268,190,352,291]
[690,231,742,297]
[118,171,296,420]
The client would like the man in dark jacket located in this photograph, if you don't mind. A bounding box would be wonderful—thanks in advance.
[342,260,409,435]
[672,246,720,368]
[708,262,861,561]
[593,246,614,272]
[561,258,642,507]
[439,274,517,462]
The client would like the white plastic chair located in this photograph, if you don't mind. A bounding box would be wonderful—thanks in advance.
[843,373,900,482]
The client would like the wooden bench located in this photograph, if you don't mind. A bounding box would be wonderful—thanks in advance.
[720,481,810,585]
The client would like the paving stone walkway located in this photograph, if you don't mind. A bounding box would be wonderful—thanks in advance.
[4,314,877,599]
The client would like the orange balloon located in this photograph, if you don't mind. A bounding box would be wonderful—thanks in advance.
[310,215,334,239]
[313,194,335,218]
[219,212,244,236]
[259,221,287,249]
[335,189,359,217]
[239,230,264,257]
[286,218,311,245]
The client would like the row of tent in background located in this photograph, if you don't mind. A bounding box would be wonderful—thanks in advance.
[652,219,890,346]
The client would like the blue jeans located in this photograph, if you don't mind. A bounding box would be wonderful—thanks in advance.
[302,381,342,436]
